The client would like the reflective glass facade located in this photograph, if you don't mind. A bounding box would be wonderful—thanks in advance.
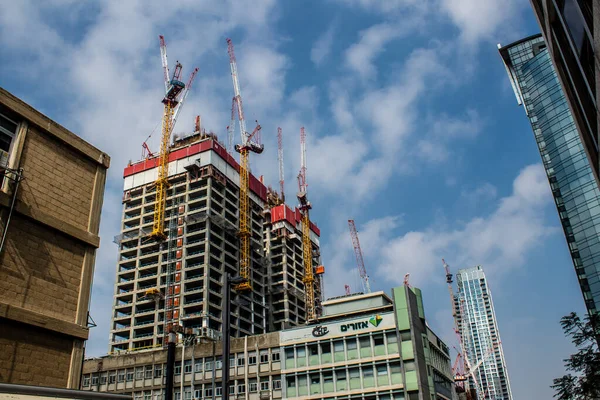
[529,0,598,187]
[456,266,512,400]
[499,35,600,314]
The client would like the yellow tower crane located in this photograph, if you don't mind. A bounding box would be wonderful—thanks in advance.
[149,35,198,241]
[227,38,264,291]
[297,127,325,322]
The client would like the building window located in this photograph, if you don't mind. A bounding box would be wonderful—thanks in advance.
[237,384,246,394]
[272,350,280,362]
[194,390,201,399]
[126,370,134,382]
[109,372,116,384]
[205,361,213,371]
[83,376,90,387]
[145,366,153,379]
[249,382,258,392]
[118,371,125,382]
[144,392,152,400]
[135,393,142,400]
[215,358,222,370]
[174,364,181,375]
[184,360,192,374]
[215,387,222,396]
[183,389,191,400]
[248,352,257,365]
[154,365,162,378]
[100,374,108,385]
[229,384,235,395]
[194,362,202,373]
[260,350,269,363]
[273,379,282,390]
[237,354,245,366]
[136,368,144,380]
[0,113,17,167]
[285,348,294,360]
[260,380,270,391]
[174,392,180,400]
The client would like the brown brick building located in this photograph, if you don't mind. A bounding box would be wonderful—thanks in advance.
[0,87,110,388]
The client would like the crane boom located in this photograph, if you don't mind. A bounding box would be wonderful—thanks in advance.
[227,38,248,145]
[278,127,285,203]
[348,219,371,293]
[150,35,198,241]
[159,35,169,93]
[227,38,263,292]
[297,127,315,321]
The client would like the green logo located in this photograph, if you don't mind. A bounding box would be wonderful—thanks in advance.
[369,315,382,327]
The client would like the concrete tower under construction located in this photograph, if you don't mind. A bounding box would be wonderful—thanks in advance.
[109,133,323,354]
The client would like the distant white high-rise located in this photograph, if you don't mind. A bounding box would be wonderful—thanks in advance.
[456,266,513,400]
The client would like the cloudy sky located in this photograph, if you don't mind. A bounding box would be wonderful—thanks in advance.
[0,0,588,398]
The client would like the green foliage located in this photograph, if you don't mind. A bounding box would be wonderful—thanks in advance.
[552,312,600,399]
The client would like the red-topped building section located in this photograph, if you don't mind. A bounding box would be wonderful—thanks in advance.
[123,138,267,202]
[270,203,320,237]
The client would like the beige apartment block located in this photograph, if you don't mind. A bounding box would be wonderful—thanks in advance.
[83,332,283,400]
[0,87,110,389]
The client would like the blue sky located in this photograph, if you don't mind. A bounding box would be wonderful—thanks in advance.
[0,0,588,398]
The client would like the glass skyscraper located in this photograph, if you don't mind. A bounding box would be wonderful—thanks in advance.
[456,266,513,400]
[499,34,600,315]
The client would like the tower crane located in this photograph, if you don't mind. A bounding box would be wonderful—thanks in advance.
[150,35,198,241]
[277,127,285,203]
[227,38,263,292]
[297,127,317,322]
[348,219,371,293]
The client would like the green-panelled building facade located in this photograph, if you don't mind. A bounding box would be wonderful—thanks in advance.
[280,286,454,400]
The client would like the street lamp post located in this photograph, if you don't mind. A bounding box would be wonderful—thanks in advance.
[222,274,246,399]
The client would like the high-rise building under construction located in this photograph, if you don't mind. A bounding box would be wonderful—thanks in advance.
[456,266,512,400]
[109,133,323,354]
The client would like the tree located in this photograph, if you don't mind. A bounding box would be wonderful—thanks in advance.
[552,312,600,399]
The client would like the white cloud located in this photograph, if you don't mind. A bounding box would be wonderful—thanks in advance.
[364,164,557,287]
[430,109,483,139]
[439,0,526,44]
[345,23,401,80]
[311,23,337,67]
[238,44,290,114]
[460,182,498,204]
[331,0,426,14]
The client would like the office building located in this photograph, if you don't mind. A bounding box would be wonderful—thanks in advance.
[0,87,110,388]
[111,132,323,353]
[529,1,600,186]
[83,285,454,400]
[499,35,600,314]
[455,266,512,400]
[280,287,454,400]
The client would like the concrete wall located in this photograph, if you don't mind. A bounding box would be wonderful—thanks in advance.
[0,87,110,389]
